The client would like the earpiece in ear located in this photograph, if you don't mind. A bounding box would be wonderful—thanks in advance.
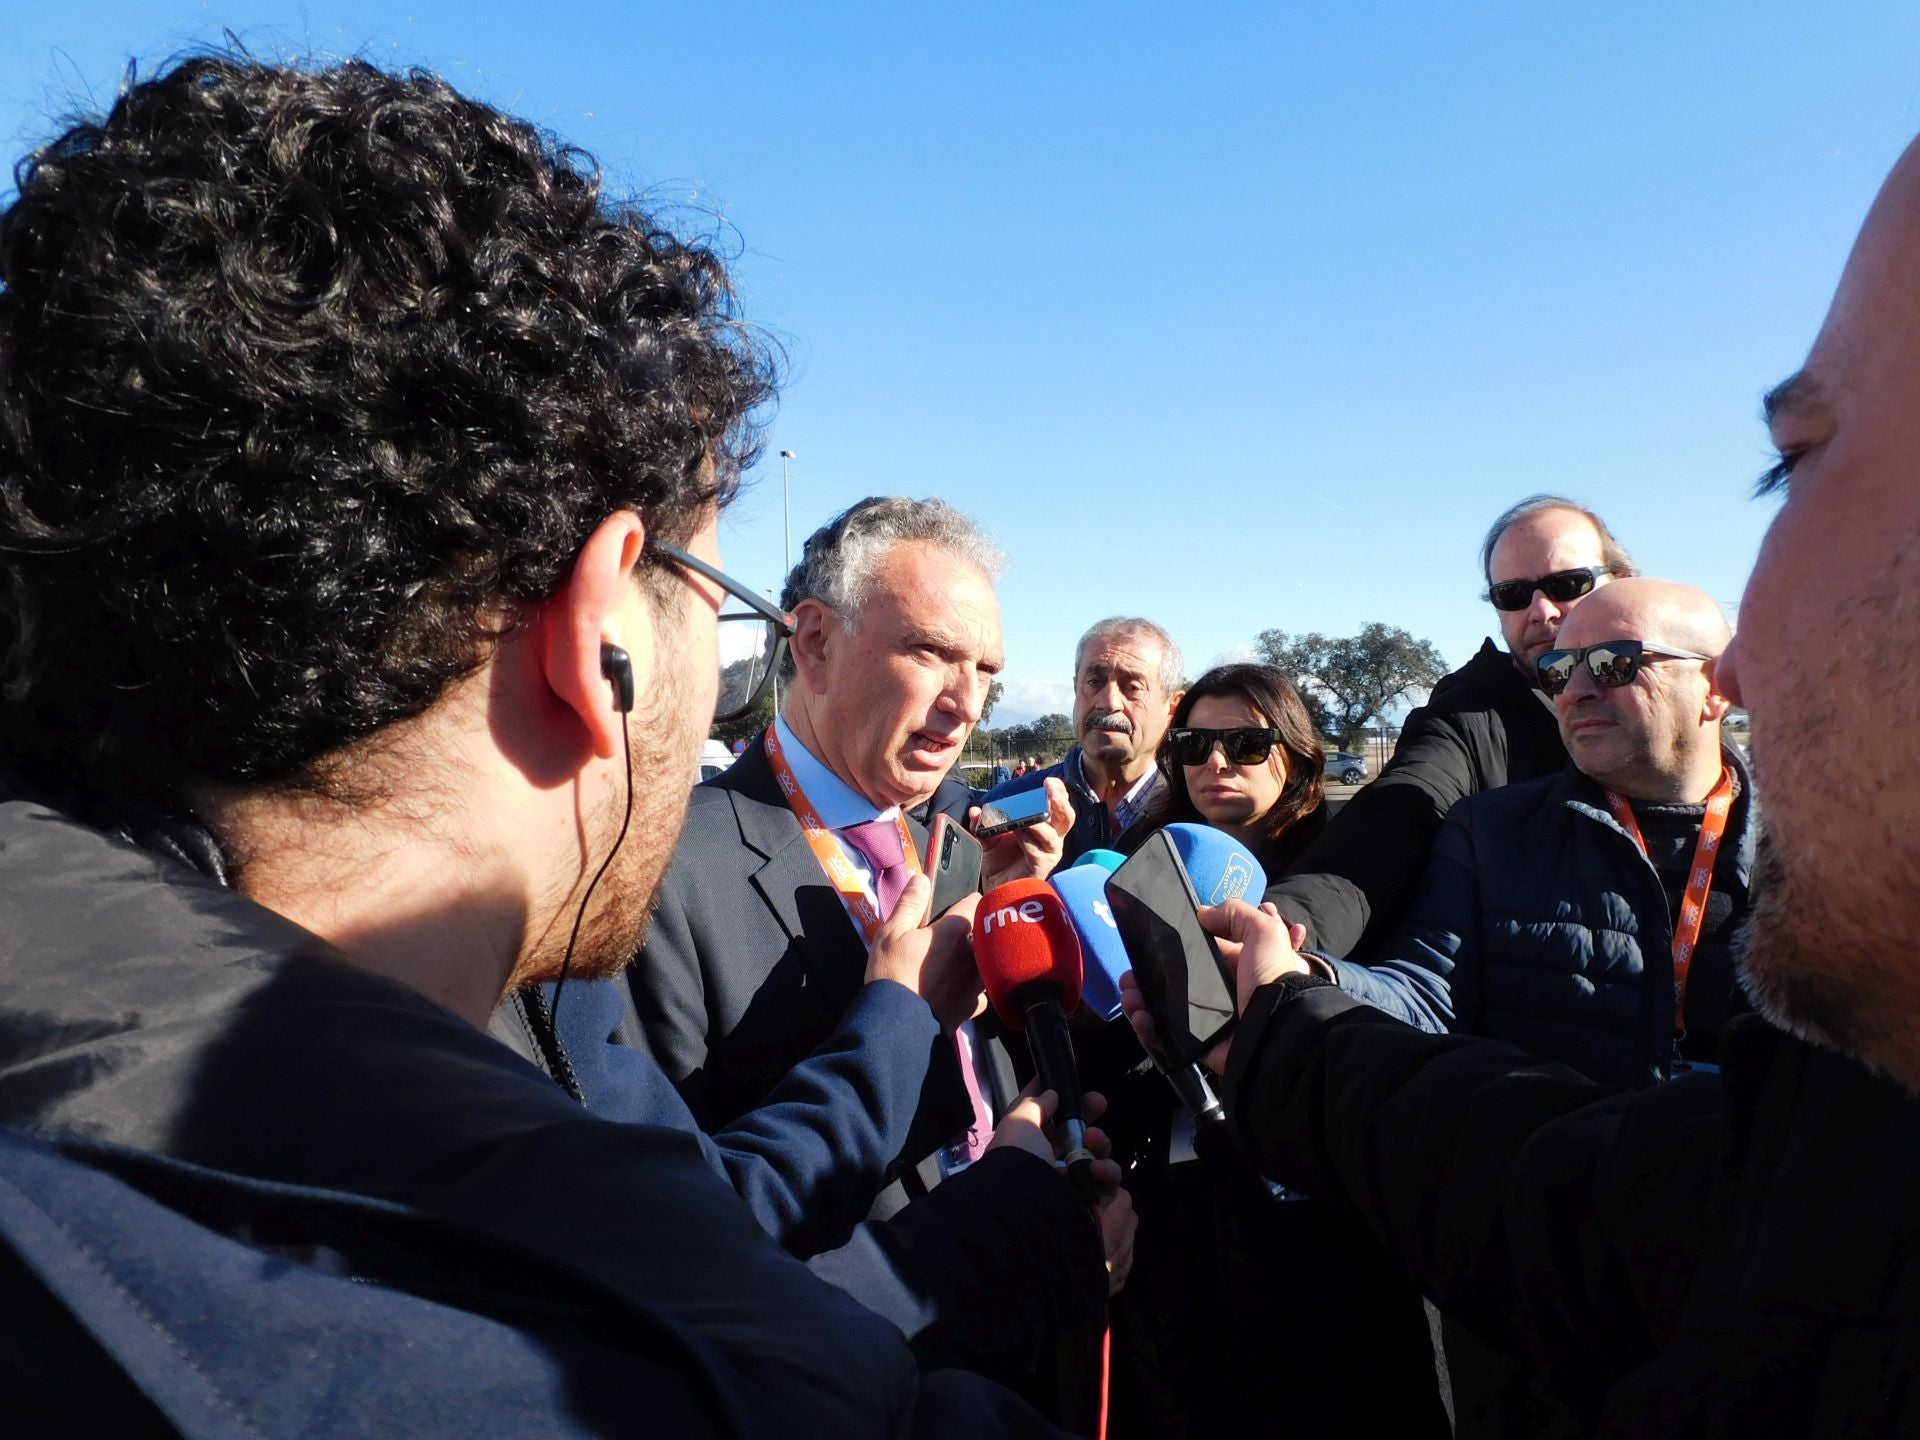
[600,643,634,714]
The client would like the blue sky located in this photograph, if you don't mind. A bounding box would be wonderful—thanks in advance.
[4,3,1917,723]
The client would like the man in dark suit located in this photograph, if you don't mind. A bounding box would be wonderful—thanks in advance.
[630,498,1134,1256]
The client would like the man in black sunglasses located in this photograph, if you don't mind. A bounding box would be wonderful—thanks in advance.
[1131,127,1920,1440]
[1265,495,1637,962]
[1319,577,1751,1082]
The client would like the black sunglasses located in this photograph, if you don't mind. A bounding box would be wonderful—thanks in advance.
[652,541,795,723]
[1167,726,1281,767]
[1535,638,1712,697]
[1486,566,1612,612]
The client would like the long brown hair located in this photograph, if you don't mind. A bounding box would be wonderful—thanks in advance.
[1149,663,1325,854]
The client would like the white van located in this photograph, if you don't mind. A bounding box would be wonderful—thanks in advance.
[697,739,737,784]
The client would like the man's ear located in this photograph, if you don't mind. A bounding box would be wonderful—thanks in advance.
[545,511,648,759]
[1165,688,1187,723]
[787,597,837,696]
[1701,659,1734,725]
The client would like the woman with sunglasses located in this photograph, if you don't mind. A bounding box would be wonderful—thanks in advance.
[1140,662,1330,875]
[1101,664,1447,1439]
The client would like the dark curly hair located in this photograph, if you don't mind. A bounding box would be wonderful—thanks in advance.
[0,55,776,806]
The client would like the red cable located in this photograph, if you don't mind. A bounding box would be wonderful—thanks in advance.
[1097,1320,1110,1440]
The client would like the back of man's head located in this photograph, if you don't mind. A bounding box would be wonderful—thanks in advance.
[0,56,774,810]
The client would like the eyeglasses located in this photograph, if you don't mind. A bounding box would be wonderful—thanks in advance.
[652,542,795,722]
[1166,726,1281,767]
[1486,566,1612,612]
[1534,638,1711,697]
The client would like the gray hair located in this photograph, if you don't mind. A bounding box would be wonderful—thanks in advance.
[1073,616,1184,694]
[780,496,1004,628]
[1479,494,1638,585]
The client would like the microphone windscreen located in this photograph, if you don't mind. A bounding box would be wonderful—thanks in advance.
[972,878,1084,1029]
[1071,848,1127,874]
[1163,823,1268,906]
[1050,865,1132,1022]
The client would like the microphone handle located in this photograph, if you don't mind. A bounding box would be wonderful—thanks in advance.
[1019,991,1103,1202]
[1019,992,1086,1127]
[1160,1053,1228,1127]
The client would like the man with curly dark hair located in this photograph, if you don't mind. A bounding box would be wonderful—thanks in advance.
[0,55,1072,1435]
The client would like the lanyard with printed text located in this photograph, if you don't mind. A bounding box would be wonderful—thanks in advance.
[1604,766,1734,1033]
[762,724,921,949]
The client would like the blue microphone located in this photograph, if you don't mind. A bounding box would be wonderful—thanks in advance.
[1050,864,1132,1022]
[1161,824,1268,905]
[1071,848,1126,874]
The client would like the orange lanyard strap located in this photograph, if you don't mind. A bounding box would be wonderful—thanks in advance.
[763,724,921,949]
[1604,767,1734,1032]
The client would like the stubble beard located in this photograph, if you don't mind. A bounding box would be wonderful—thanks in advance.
[513,637,701,988]
[1736,570,1920,1092]
[1736,833,1920,1093]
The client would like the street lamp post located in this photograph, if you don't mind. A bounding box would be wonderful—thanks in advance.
[775,450,795,718]
[778,449,796,579]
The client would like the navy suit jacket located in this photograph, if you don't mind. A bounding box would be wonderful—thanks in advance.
[633,736,1016,1198]
[541,971,1103,1375]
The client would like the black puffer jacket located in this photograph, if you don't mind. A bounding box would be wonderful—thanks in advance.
[1223,980,1920,1439]
[1328,746,1758,1089]
[1265,638,1565,957]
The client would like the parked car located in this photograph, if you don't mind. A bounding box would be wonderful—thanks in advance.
[1325,751,1369,785]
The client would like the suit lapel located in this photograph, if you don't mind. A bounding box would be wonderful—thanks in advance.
[716,737,933,1021]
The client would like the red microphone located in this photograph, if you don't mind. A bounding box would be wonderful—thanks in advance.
[972,879,1098,1197]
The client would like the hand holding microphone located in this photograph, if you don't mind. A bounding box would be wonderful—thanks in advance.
[987,1083,1135,1295]
[1119,901,1312,1076]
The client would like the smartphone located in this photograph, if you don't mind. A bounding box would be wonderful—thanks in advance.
[922,814,984,920]
[972,786,1051,839]
[1103,830,1237,1068]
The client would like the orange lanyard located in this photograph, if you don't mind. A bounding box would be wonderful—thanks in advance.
[1604,767,1734,1032]
[763,724,921,949]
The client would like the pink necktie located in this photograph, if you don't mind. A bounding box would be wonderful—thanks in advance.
[840,818,910,921]
[953,1022,993,1164]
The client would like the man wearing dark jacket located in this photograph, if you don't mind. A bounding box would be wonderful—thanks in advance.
[1132,127,1920,1438]
[1320,578,1751,1437]
[0,57,1082,1435]
[619,501,1118,1205]
[1267,497,1636,958]
[1332,579,1753,1089]
[983,616,1184,863]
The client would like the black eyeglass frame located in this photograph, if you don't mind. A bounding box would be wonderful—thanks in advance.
[1166,725,1283,768]
[1485,565,1614,613]
[1533,638,1712,697]
[652,541,795,723]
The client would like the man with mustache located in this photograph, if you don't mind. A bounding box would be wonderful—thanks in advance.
[984,616,1185,863]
